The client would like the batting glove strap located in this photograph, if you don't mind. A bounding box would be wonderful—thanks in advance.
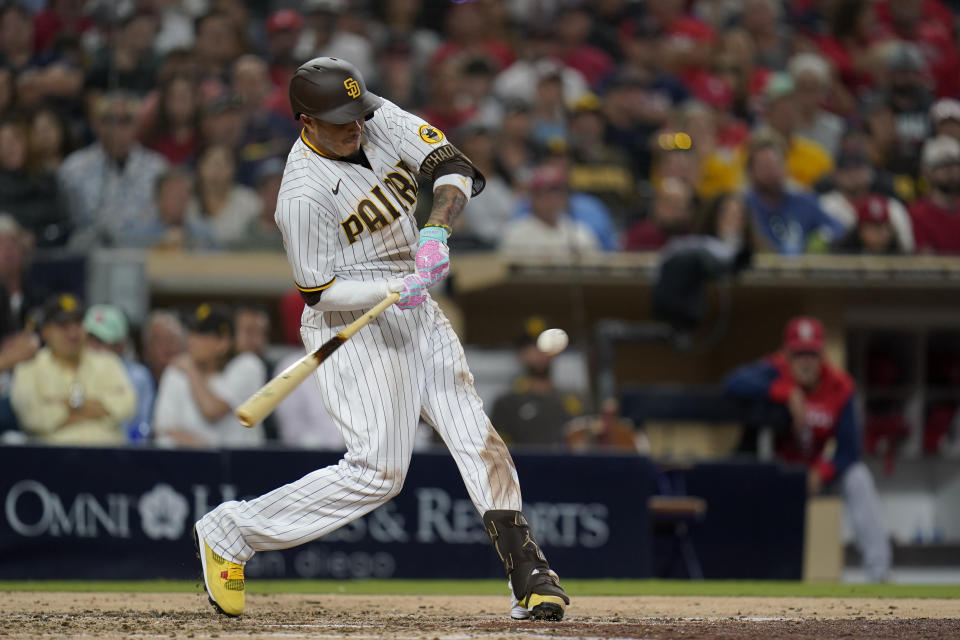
[419,225,450,246]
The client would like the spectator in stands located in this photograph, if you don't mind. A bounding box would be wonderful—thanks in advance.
[59,92,168,249]
[867,42,933,178]
[187,143,259,248]
[566,93,637,226]
[153,303,265,448]
[815,0,880,98]
[819,149,914,252]
[743,133,844,254]
[273,346,344,450]
[10,294,135,446]
[696,192,755,255]
[0,117,69,246]
[231,55,298,177]
[625,178,695,251]
[0,4,83,110]
[28,106,72,172]
[233,305,269,362]
[142,309,185,387]
[501,165,604,256]
[85,10,160,97]
[491,329,584,448]
[494,22,588,111]
[142,74,199,165]
[123,168,216,250]
[0,217,40,436]
[835,194,909,254]
[554,6,614,88]
[723,316,892,582]
[741,0,789,71]
[294,1,378,85]
[931,98,960,144]
[229,157,285,252]
[0,67,13,119]
[759,73,835,189]
[193,11,243,82]
[909,135,960,254]
[450,121,514,250]
[33,0,92,55]
[788,53,845,157]
[83,304,154,444]
[875,0,960,98]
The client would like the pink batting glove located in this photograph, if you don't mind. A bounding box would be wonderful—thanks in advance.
[415,226,450,287]
[391,274,429,310]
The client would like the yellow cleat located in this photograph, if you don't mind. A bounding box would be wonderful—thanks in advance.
[194,524,245,617]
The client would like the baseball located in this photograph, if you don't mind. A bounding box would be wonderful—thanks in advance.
[536,328,569,356]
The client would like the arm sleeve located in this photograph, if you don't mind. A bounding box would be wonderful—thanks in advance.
[819,397,861,484]
[309,278,396,312]
[723,361,790,402]
[276,196,338,300]
[379,102,485,196]
[887,198,915,253]
[9,362,69,434]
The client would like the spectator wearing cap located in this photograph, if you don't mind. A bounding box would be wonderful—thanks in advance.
[228,158,285,252]
[835,194,909,254]
[122,167,215,250]
[59,92,168,249]
[565,93,638,226]
[724,316,891,582]
[874,0,960,98]
[83,304,154,443]
[759,73,834,189]
[908,135,960,254]
[931,98,960,144]
[153,303,265,448]
[187,144,260,248]
[865,42,933,177]
[624,178,695,251]
[501,165,604,256]
[819,149,914,253]
[743,133,844,254]
[10,294,135,446]
[787,53,845,157]
[491,325,585,448]
[263,9,304,89]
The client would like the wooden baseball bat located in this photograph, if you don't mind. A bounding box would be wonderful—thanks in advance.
[236,293,401,427]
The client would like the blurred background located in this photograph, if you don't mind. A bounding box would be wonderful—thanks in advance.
[0,0,959,585]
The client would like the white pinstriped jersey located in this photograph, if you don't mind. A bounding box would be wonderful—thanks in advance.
[275,99,449,298]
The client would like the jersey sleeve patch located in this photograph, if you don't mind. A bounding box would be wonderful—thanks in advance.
[418,124,445,144]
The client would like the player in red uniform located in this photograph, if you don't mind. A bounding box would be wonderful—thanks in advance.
[725,316,891,581]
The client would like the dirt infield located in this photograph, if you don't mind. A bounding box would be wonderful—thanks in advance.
[2,592,958,639]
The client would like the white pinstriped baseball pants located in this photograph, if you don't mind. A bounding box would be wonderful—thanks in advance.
[197,298,522,563]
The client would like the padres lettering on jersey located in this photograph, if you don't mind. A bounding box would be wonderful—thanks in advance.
[275,100,448,293]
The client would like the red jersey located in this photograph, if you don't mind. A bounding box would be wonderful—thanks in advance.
[909,197,960,254]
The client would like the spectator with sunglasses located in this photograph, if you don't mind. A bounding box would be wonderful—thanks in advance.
[57,92,168,249]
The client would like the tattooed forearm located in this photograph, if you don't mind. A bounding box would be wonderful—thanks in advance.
[427,184,467,229]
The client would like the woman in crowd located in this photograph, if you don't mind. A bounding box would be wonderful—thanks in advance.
[141,74,199,165]
[187,143,260,247]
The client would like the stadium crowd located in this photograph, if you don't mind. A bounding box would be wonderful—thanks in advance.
[0,0,958,448]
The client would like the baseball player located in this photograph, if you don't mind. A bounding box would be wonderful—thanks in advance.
[193,57,569,621]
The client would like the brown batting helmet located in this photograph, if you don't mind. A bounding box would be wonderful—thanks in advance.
[289,57,383,124]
